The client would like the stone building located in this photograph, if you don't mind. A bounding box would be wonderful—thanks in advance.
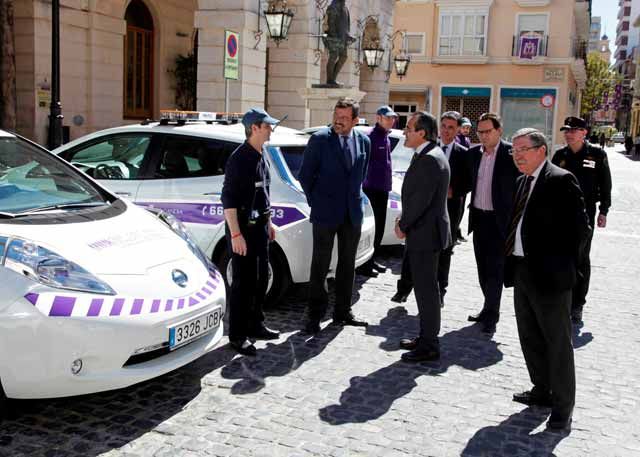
[13,0,395,145]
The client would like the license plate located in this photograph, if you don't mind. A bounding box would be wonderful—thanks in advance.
[169,308,221,350]
[358,235,371,253]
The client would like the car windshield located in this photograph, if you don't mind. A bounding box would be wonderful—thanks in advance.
[277,145,306,179]
[0,135,107,214]
[392,137,414,175]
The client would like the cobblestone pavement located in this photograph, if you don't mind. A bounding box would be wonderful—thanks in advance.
[1,146,639,456]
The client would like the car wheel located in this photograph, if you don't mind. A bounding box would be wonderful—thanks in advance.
[217,245,290,307]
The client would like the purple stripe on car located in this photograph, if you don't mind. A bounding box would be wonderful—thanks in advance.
[271,206,307,227]
[165,299,174,312]
[151,299,161,313]
[131,299,144,315]
[137,202,225,225]
[110,298,125,316]
[50,296,76,317]
[87,298,104,317]
[196,292,207,300]
[390,201,399,209]
[189,297,199,306]
[25,293,39,306]
[177,298,185,310]
[202,287,212,295]
[206,281,217,290]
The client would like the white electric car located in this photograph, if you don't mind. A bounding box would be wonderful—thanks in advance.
[301,126,411,246]
[0,130,226,402]
[53,114,376,304]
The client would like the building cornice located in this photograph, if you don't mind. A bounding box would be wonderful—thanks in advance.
[514,0,550,6]
[434,0,493,9]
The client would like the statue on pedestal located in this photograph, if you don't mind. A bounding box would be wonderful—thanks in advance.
[321,0,355,87]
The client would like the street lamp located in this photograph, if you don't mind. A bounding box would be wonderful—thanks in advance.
[385,30,411,81]
[393,54,410,79]
[362,46,385,70]
[48,0,64,149]
[263,0,294,46]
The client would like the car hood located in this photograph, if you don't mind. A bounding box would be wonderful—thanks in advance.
[0,201,194,275]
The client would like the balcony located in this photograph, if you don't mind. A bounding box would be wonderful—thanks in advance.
[572,39,588,61]
[511,35,548,64]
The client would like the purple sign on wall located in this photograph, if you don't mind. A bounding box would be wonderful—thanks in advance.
[519,36,540,60]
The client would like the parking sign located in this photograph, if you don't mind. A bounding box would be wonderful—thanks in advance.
[224,30,239,80]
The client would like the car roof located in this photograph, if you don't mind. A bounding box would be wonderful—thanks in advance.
[54,121,309,153]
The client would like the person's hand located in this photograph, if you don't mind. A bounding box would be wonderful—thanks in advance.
[231,235,247,256]
[268,224,276,241]
[394,220,406,240]
[597,213,607,228]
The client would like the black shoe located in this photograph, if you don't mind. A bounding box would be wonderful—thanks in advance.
[249,325,280,340]
[457,235,467,242]
[333,314,368,327]
[401,348,440,363]
[571,309,583,325]
[547,411,573,430]
[481,321,496,334]
[371,261,387,273]
[304,320,321,335]
[399,337,419,350]
[468,311,487,322]
[355,266,378,278]
[391,291,410,303]
[229,339,257,356]
[513,389,552,407]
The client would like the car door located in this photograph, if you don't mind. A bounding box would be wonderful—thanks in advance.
[59,133,155,200]
[135,134,239,256]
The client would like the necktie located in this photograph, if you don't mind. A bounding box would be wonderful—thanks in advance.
[342,136,352,170]
[505,175,534,256]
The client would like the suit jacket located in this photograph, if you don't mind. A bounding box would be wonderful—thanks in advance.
[444,141,471,199]
[399,142,452,251]
[299,126,371,226]
[504,162,591,294]
[468,139,521,237]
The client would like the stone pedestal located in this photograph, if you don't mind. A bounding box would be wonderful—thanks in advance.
[297,87,367,127]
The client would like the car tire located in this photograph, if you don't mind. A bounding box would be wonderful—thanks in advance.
[217,244,290,308]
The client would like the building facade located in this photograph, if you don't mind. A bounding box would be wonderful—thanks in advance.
[589,15,601,53]
[614,0,640,132]
[13,0,395,145]
[389,0,591,148]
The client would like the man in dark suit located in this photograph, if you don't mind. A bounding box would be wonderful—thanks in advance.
[390,111,470,305]
[467,113,520,333]
[395,111,451,362]
[299,98,371,334]
[505,128,590,431]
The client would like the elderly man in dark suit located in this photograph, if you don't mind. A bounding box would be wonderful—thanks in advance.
[299,98,371,334]
[467,113,520,333]
[505,128,590,431]
[395,111,451,362]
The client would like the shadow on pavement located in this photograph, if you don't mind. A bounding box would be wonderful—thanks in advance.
[461,406,570,456]
[0,344,236,456]
[220,325,343,395]
[318,321,503,424]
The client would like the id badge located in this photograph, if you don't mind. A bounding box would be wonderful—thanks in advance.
[583,159,596,169]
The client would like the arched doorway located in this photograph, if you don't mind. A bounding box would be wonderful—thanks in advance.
[124,0,154,119]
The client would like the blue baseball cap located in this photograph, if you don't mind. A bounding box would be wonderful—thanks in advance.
[241,108,280,127]
[376,105,398,117]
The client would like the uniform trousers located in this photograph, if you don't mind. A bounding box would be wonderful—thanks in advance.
[573,208,595,312]
[513,259,575,416]
[227,222,269,341]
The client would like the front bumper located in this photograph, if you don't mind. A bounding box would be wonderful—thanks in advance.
[0,272,226,399]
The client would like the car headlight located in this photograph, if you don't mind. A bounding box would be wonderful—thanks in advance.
[155,210,213,271]
[2,238,116,295]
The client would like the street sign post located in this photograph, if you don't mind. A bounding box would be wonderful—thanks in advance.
[224,30,240,112]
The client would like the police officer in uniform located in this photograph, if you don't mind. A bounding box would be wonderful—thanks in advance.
[221,108,281,356]
[552,116,612,325]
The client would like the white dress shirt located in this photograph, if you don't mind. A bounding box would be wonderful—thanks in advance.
[514,160,546,257]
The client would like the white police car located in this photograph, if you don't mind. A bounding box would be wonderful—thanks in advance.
[52,112,376,305]
[301,126,411,246]
[0,130,225,404]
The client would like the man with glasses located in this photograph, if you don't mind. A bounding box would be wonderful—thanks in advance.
[299,98,371,334]
[467,113,520,334]
[395,111,451,362]
[504,128,589,431]
[551,116,612,325]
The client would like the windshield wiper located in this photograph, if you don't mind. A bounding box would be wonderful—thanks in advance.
[15,201,109,215]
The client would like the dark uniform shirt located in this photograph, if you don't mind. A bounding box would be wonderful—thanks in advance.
[221,142,271,226]
[552,141,612,220]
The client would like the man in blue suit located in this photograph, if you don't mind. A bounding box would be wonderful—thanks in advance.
[299,98,371,334]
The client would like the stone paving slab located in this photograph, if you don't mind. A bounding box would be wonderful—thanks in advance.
[0,146,639,456]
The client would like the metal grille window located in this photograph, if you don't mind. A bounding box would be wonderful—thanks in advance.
[438,13,486,56]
